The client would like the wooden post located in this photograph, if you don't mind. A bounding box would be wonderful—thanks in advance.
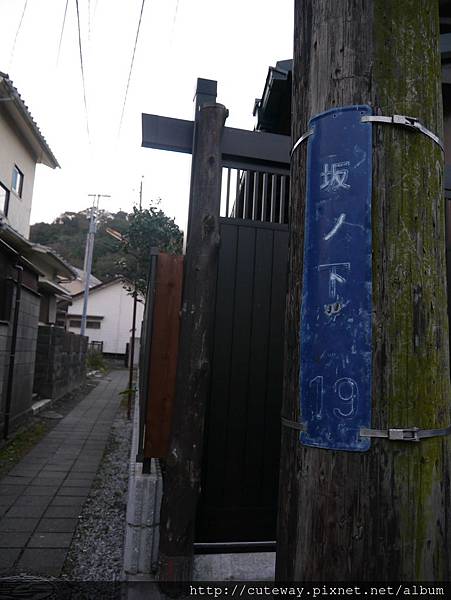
[277,0,450,581]
[158,102,228,583]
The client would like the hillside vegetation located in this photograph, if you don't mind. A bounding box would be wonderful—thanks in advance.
[30,205,183,294]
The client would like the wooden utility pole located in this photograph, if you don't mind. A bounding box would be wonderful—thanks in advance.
[277,0,450,581]
[158,102,227,583]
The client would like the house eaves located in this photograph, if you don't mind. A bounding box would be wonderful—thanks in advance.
[0,217,34,253]
[71,277,134,299]
[254,30,451,134]
[71,266,102,287]
[30,243,78,280]
[0,218,75,279]
[0,72,59,169]
[253,59,292,136]
[38,277,73,301]
[0,231,43,276]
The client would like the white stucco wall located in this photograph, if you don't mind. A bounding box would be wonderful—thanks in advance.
[67,281,145,355]
[0,109,36,238]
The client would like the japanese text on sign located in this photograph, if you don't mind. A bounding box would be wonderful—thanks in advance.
[299,106,373,451]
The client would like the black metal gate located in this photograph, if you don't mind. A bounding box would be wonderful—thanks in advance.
[141,90,291,548]
[196,164,289,545]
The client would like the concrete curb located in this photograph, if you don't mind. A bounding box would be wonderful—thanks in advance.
[121,389,275,590]
[122,395,162,581]
[31,398,53,415]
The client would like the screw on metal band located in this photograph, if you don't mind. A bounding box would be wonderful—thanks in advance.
[361,114,444,152]
[360,425,451,442]
[290,129,314,158]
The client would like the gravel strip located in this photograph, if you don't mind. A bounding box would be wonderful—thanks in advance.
[62,399,132,581]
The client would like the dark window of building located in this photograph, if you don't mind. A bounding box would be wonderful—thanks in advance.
[69,319,101,329]
[89,341,104,352]
[12,166,24,197]
[21,268,38,292]
[0,182,9,215]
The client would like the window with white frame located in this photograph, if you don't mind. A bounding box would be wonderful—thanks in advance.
[11,165,23,197]
[0,182,9,215]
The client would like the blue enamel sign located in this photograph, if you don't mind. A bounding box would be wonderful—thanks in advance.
[300,105,372,451]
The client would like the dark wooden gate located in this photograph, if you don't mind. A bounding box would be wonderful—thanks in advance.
[196,164,289,545]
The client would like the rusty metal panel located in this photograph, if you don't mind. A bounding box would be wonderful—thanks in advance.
[143,253,183,459]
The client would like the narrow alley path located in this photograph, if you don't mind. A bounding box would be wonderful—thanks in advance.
[0,369,128,577]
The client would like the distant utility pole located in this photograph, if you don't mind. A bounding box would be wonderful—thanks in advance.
[277,0,450,581]
[80,193,111,337]
[139,176,143,210]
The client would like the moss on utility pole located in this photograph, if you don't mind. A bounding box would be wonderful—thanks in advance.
[277,0,450,580]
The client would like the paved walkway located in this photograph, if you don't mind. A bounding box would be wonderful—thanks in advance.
[0,369,127,577]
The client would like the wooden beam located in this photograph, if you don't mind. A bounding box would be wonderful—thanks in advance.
[141,114,193,154]
[141,113,290,166]
[222,126,290,166]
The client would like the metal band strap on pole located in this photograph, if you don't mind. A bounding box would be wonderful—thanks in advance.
[361,114,444,152]
[281,416,451,442]
[281,416,304,431]
[360,425,451,442]
[291,113,444,158]
[290,129,314,158]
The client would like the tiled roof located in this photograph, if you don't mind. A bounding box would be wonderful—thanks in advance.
[0,71,59,168]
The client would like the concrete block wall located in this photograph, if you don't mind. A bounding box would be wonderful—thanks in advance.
[0,289,40,432]
[10,289,39,422]
[34,326,88,400]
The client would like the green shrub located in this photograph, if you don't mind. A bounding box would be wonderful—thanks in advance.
[86,349,106,372]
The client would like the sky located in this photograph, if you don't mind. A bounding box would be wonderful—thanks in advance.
[0,0,294,233]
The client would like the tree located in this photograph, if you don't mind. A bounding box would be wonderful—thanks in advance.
[115,202,183,296]
[30,210,129,280]
[30,204,183,290]
[277,0,450,581]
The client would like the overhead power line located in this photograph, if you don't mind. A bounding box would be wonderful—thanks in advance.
[170,0,180,45]
[56,0,69,65]
[9,0,28,70]
[117,0,147,137]
[75,0,90,139]
[88,0,91,41]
